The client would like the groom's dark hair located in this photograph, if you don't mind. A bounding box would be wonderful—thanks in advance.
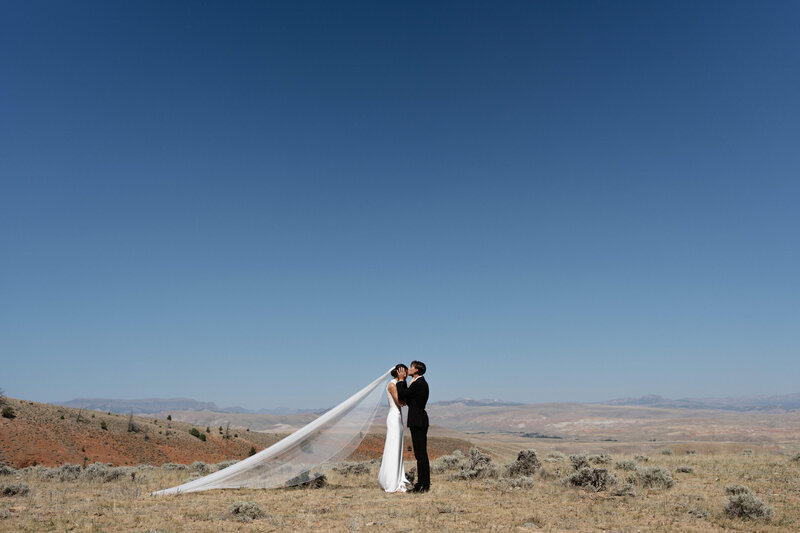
[410,360,426,376]
[390,364,408,378]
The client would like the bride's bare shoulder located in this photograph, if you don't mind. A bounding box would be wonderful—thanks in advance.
[387,380,397,389]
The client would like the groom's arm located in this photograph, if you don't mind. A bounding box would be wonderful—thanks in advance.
[396,380,410,403]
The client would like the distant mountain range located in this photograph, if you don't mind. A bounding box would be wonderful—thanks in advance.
[599,393,800,412]
[57,397,321,415]
[58,391,800,417]
[432,398,526,407]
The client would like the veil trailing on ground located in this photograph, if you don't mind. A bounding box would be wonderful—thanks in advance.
[152,369,391,495]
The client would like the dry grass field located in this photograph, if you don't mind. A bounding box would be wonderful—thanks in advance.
[2,442,798,532]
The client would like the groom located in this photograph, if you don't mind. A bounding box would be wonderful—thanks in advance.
[396,360,430,493]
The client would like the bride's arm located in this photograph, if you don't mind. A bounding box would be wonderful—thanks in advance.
[388,382,404,407]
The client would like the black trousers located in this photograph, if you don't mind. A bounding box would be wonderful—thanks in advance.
[410,426,430,488]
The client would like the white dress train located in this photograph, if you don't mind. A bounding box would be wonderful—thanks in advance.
[377,379,408,492]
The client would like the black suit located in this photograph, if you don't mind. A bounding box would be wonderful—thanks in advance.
[396,376,430,489]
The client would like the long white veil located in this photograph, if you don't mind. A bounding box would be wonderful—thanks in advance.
[153,369,391,495]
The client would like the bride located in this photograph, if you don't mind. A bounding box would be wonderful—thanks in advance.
[377,364,410,492]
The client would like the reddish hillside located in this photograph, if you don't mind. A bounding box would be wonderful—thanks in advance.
[0,398,473,467]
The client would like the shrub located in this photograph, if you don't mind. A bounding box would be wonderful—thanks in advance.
[615,459,637,471]
[161,463,188,471]
[588,454,612,465]
[569,454,590,470]
[544,451,566,462]
[332,461,371,476]
[612,482,637,497]
[81,463,127,482]
[229,501,264,522]
[166,415,171,421]
[0,483,30,497]
[215,460,238,471]
[190,462,209,474]
[189,428,206,441]
[1,407,15,419]
[432,450,465,473]
[724,490,774,520]
[0,465,17,476]
[286,471,327,488]
[741,449,753,456]
[685,449,696,455]
[789,452,800,463]
[46,463,82,482]
[100,421,108,431]
[406,466,416,485]
[504,450,541,478]
[725,484,753,496]
[660,449,674,456]
[633,466,674,489]
[676,465,693,473]
[564,467,616,492]
[634,455,650,463]
[497,476,535,490]
[248,447,256,457]
[454,448,498,480]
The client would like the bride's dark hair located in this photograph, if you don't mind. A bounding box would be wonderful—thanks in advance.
[390,363,408,378]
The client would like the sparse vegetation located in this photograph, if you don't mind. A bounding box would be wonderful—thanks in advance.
[1,406,16,419]
[612,482,637,497]
[228,500,264,522]
[433,450,465,472]
[497,476,535,490]
[588,453,612,465]
[332,461,371,476]
[789,452,800,463]
[248,446,256,457]
[82,463,128,482]
[632,466,674,489]
[569,454,590,470]
[0,465,18,476]
[660,448,674,456]
[634,454,650,462]
[287,471,327,488]
[544,451,565,462]
[454,448,498,480]
[189,428,206,441]
[675,465,693,473]
[615,459,637,471]
[504,450,541,477]
[100,420,108,430]
[741,448,753,455]
[167,414,172,421]
[723,485,774,520]
[0,448,796,531]
[0,483,30,497]
[564,467,616,491]
[725,483,753,496]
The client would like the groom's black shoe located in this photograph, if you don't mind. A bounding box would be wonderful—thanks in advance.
[409,485,429,493]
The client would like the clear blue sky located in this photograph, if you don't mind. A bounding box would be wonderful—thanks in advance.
[2,1,798,409]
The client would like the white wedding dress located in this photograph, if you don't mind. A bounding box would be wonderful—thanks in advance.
[377,379,408,492]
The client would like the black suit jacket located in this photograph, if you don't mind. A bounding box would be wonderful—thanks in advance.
[397,376,429,428]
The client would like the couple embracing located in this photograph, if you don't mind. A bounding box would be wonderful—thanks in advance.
[377,360,430,493]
